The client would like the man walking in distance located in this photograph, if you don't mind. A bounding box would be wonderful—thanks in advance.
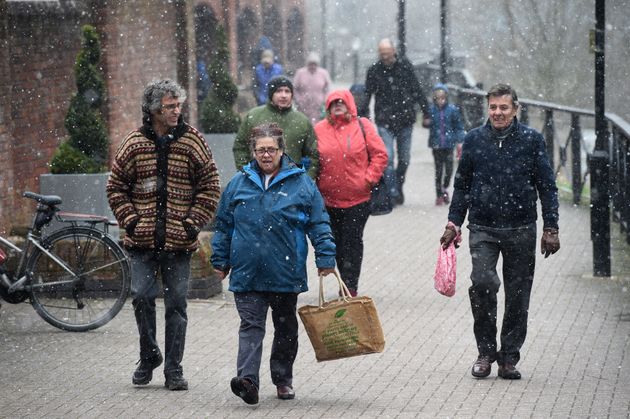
[440,83,560,380]
[107,79,220,390]
[359,38,430,205]
[233,75,319,178]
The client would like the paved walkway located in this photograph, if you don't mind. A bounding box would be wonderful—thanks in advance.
[1,126,630,418]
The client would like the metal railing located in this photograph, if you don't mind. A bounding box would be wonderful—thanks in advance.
[448,85,630,246]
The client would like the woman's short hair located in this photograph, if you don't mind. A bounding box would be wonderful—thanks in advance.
[486,83,519,107]
[248,123,285,152]
[142,79,187,120]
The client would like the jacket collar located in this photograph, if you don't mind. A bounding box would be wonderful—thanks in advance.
[140,114,187,143]
[266,102,292,114]
[243,155,304,189]
[485,117,518,140]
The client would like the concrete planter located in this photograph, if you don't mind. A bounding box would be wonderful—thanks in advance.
[203,133,238,188]
[40,173,116,235]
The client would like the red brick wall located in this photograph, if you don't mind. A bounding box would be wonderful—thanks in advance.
[3,4,88,230]
[0,1,306,234]
[95,1,182,155]
[0,2,12,235]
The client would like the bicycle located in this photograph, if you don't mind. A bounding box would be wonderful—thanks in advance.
[0,192,131,332]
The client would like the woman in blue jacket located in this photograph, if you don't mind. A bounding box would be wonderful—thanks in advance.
[211,123,336,405]
[427,83,466,205]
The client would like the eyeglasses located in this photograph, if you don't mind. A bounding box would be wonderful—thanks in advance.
[254,147,280,156]
[161,102,183,111]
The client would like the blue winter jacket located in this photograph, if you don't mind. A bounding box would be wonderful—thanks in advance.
[211,155,336,293]
[254,63,283,105]
[448,118,559,230]
[428,103,465,149]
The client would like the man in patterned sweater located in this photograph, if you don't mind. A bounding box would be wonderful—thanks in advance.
[107,79,220,391]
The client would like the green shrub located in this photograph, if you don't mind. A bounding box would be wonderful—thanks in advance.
[200,25,240,133]
[49,141,101,174]
[50,25,108,173]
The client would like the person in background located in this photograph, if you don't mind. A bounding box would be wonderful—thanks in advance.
[253,49,283,106]
[293,52,332,124]
[212,123,335,405]
[359,38,430,206]
[107,79,220,391]
[233,76,319,178]
[315,89,387,296]
[440,83,560,380]
[427,83,466,205]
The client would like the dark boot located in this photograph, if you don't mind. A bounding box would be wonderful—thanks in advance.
[165,371,189,391]
[132,353,163,385]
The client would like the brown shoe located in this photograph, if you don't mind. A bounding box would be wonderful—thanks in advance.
[276,385,295,400]
[471,355,494,378]
[498,363,521,379]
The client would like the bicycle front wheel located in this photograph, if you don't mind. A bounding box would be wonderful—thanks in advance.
[27,226,131,332]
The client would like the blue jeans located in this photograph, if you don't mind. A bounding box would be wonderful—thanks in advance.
[129,249,192,376]
[467,224,536,365]
[234,292,299,389]
[377,125,414,199]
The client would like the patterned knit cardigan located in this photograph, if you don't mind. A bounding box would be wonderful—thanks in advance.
[107,122,220,251]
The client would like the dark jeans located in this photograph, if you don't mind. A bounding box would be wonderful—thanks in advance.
[378,125,413,199]
[327,201,371,292]
[129,249,192,376]
[432,148,454,197]
[468,224,536,365]
[234,292,299,389]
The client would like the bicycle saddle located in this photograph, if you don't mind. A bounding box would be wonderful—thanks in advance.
[23,191,62,206]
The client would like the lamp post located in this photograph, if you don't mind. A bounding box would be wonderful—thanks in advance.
[398,0,406,57]
[352,37,361,85]
[590,0,611,277]
[321,0,327,68]
[439,0,450,83]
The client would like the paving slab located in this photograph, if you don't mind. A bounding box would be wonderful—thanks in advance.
[1,125,629,418]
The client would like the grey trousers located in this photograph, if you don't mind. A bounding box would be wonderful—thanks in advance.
[234,292,299,389]
[468,224,536,365]
[129,249,191,376]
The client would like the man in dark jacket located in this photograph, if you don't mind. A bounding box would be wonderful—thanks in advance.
[440,84,560,380]
[359,38,430,205]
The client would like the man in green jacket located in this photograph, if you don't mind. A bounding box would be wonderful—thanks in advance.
[233,76,319,178]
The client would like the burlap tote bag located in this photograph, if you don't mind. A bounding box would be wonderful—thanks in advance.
[298,272,385,362]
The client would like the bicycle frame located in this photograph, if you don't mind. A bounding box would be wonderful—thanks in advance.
[1,191,131,331]
[0,200,119,295]
[0,231,80,294]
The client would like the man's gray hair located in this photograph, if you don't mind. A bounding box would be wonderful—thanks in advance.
[142,79,187,118]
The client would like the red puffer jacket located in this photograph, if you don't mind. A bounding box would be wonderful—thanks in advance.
[315,89,388,209]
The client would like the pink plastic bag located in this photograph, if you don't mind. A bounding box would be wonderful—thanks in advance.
[433,242,457,297]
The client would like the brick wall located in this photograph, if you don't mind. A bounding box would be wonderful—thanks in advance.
[96,0,184,154]
[3,3,88,231]
[1,1,306,235]
[0,2,12,235]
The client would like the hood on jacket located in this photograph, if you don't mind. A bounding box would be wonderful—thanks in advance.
[325,89,358,118]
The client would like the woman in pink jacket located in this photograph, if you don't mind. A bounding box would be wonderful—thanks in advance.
[315,89,388,295]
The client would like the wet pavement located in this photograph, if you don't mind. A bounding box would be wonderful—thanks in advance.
[1,125,630,418]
